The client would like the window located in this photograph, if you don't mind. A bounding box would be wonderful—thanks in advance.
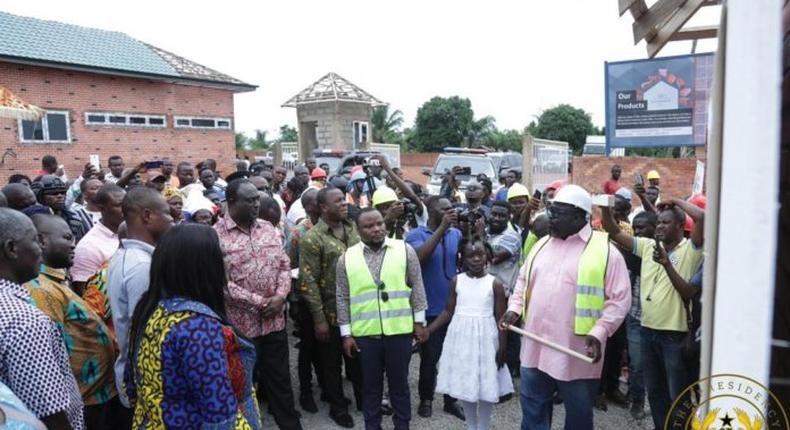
[84,112,166,128]
[173,116,232,130]
[353,121,368,149]
[19,110,71,143]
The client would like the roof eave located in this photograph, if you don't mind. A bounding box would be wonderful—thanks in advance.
[281,98,385,108]
[0,55,257,93]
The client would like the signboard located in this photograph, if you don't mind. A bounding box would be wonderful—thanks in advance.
[604,53,715,150]
[692,160,705,195]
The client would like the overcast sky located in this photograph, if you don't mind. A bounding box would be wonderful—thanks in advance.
[3,1,719,137]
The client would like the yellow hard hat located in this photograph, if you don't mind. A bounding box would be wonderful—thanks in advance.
[372,186,398,207]
[507,183,530,201]
[647,170,660,180]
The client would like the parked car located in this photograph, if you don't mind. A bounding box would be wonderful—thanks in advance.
[425,148,496,195]
[313,149,391,178]
[486,151,523,175]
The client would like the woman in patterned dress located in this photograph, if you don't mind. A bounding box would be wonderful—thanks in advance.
[125,224,262,429]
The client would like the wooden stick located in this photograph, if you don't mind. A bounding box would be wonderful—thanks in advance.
[506,325,595,364]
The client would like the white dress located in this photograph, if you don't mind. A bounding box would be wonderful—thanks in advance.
[436,273,514,403]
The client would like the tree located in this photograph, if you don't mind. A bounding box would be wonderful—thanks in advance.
[467,115,497,147]
[413,96,475,152]
[247,129,269,150]
[235,132,248,151]
[526,104,596,154]
[482,129,524,152]
[278,124,298,142]
[371,105,404,143]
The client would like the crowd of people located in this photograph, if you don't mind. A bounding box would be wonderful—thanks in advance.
[0,154,706,430]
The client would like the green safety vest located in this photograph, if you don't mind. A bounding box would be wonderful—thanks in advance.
[519,231,540,267]
[521,230,610,335]
[345,238,414,337]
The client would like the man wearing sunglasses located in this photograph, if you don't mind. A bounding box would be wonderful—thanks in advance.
[336,207,428,430]
[500,185,631,430]
[32,175,89,243]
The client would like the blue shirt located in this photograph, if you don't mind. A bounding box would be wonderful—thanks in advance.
[107,239,155,407]
[495,187,509,201]
[405,226,462,317]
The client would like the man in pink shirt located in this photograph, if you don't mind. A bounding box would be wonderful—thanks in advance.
[500,185,630,430]
[71,183,125,293]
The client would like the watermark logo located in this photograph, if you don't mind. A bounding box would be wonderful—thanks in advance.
[666,374,788,430]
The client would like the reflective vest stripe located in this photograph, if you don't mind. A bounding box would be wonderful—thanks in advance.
[345,239,414,337]
[351,309,414,321]
[350,290,411,305]
[521,230,610,335]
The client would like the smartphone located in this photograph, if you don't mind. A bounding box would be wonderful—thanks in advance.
[533,189,542,200]
[89,154,100,170]
[634,173,644,186]
[145,160,164,169]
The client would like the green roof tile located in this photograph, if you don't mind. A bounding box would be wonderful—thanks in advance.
[0,11,254,90]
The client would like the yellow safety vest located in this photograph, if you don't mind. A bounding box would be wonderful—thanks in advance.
[521,230,610,335]
[345,239,413,337]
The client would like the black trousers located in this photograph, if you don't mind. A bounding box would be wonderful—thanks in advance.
[357,335,413,430]
[318,325,362,414]
[253,329,302,430]
[418,316,455,405]
[293,300,324,397]
[85,396,130,430]
[599,322,627,396]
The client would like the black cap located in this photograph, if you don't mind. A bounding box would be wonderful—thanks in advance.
[225,171,251,183]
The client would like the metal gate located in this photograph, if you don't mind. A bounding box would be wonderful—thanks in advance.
[532,138,569,192]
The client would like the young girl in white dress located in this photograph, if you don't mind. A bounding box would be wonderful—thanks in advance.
[430,237,514,430]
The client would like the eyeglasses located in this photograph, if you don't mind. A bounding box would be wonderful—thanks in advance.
[378,282,388,302]
[547,206,576,218]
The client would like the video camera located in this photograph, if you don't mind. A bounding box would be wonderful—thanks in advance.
[454,205,486,226]
[401,198,419,228]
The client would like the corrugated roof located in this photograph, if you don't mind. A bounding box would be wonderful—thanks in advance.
[0,11,255,91]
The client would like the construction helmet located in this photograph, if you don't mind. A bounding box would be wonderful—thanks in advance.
[372,186,398,207]
[551,184,592,214]
[507,183,530,201]
[646,170,660,180]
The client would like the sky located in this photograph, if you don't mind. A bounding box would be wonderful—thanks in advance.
[2,0,720,137]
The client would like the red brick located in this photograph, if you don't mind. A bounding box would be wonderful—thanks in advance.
[0,61,238,180]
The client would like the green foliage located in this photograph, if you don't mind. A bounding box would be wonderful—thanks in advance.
[526,104,596,154]
[371,106,404,144]
[247,129,269,150]
[413,96,475,152]
[235,132,248,151]
[481,129,524,152]
[278,125,298,142]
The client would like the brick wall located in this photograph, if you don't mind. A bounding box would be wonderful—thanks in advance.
[0,61,237,181]
[400,152,439,185]
[571,156,701,201]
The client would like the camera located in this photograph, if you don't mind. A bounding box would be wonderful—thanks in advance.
[401,198,418,228]
[455,206,485,225]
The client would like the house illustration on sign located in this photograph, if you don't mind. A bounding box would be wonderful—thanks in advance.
[643,80,679,110]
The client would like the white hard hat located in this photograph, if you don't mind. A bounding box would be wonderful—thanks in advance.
[551,184,592,214]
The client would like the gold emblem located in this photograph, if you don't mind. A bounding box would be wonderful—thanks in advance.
[667,374,788,430]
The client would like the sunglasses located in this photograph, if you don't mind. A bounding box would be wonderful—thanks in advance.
[547,206,578,219]
[378,282,388,302]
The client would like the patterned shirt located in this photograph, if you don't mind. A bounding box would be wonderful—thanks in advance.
[25,265,116,406]
[125,298,262,430]
[0,278,85,430]
[298,219,360,326]
[285,218,313,269]
[83,261,116,343]
[214,215,291,338]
